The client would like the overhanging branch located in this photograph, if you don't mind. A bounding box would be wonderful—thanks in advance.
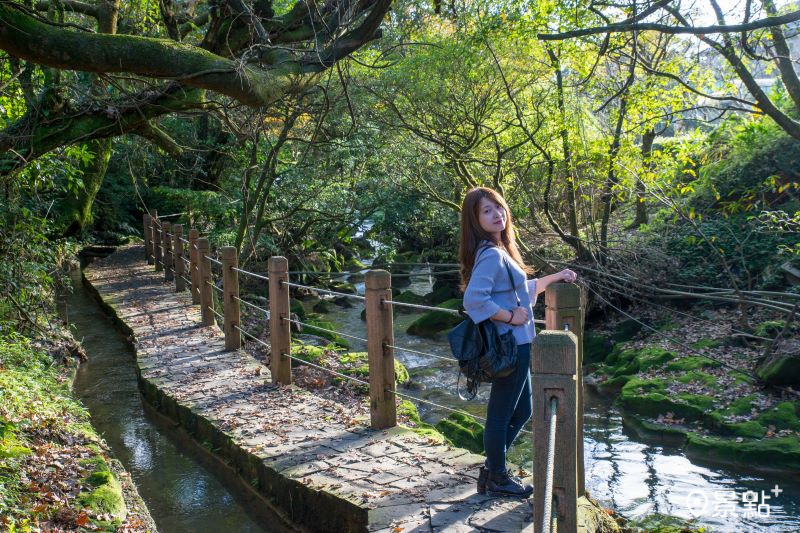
[539,9,800,40]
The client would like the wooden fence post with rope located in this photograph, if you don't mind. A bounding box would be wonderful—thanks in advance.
[173,224,185,292]
[143,213,152,263]
[162,221,173,282]
[222,246,241,351]
[198,238,214,327]
[153,216,162,272]
[269,257,291,385]
[532,328,579,533]
[545,282,585,496]
[189,229,200,304]
[365,269,396,429]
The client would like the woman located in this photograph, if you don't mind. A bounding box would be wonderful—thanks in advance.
[460,187,577,498]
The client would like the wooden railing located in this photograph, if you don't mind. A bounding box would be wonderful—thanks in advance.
[143,212,585,532]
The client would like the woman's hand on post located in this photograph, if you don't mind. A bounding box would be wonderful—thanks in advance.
[559,269,577,283]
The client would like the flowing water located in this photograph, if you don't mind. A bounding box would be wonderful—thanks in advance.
[60,268,292,533]
[310,265,800,532]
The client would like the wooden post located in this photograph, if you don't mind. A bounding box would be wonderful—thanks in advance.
[189,229,200,304]
[268,257,291,385]
[143,213,152,262]
[222,246,241,351]
[162,221,174,282]
[198,238,214,326]
[173,224,185,292]
[147,210,157,265]
[365,270,396,429]
[153,216,162,271]
[532,330,578,533]
[545,282,585,496]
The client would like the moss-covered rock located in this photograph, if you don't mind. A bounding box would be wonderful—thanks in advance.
[290,298,306,319]
[296,318,349,348]
[392,290,426,314]
[619,377,709,420]
[337,351,410,386]
[397,400,447,442]
[664,355,721,372]
[610,347,676,377]
[435,412,484,454]
[406,298,463,338]
[686,433,800,470]
[583,333,614,365]
[756,401,800,431]
[424,284,458,306]
[624,512,704,533]
[79,459,127,521]
[611,319,643,342]
[312,299,332,314]
[755,350,800,385]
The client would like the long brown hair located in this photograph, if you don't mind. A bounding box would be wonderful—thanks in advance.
[458,187,533,290]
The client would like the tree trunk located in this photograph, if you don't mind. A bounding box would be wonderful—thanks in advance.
[631,128,654,229]
[56,138,112,236]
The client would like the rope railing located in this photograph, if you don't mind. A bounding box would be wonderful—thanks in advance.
[282,280,366,301]
[234,295,269,316]
[142,219,581,516]
[386,344,456,363]
[542,396,558,533]
[282,317,369,344]
[207,280,224,294]
[232,267,269,282]
[582,281,759,380]
[234,325,372,387]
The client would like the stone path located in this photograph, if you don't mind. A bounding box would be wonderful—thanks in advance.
[85,245,535,532]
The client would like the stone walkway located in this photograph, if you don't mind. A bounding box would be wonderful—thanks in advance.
[84,245,535,532]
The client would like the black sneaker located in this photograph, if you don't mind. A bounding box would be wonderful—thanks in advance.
[477,466,488,494]
[486,471,533,498]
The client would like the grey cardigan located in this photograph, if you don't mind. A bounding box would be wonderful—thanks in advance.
[463,244,538,345]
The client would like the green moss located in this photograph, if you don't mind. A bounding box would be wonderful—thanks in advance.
[610,347,675,377]
[79,461,126,521]
[86,470,115,487]
[755,353,800,386]
[721,395,756,416]
[406,298,463,338]
[722,420,766,438]
[583,333,613,365]
[664,355,721,372]
[690,338,723,350]
[312,300,332,313]
[435,412,484,454]
[291,342,332,363]
[754,319,790,337]
[289,298,306,319]
[686,433,800,470]
[757,401,800,431]
[676,371,718,388]
[336,351,410,386]
[424,285,457,306]
[298,318,349,348]
[397,401,447,442]
[626,513,704,533]
[619,378,709,420]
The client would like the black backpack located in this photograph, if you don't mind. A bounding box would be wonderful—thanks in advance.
[447,247,520,399]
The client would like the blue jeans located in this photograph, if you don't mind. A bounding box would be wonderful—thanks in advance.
[484,342,532,475]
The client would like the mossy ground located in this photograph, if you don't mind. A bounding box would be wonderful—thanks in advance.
[0,334,144,531]
[588,311,800,472]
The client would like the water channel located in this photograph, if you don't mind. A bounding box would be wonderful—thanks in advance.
[307,265,800,532]
[59,267,290,533]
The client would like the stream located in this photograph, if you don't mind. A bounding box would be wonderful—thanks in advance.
[59,267,291,533]
[308,265,800,531]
